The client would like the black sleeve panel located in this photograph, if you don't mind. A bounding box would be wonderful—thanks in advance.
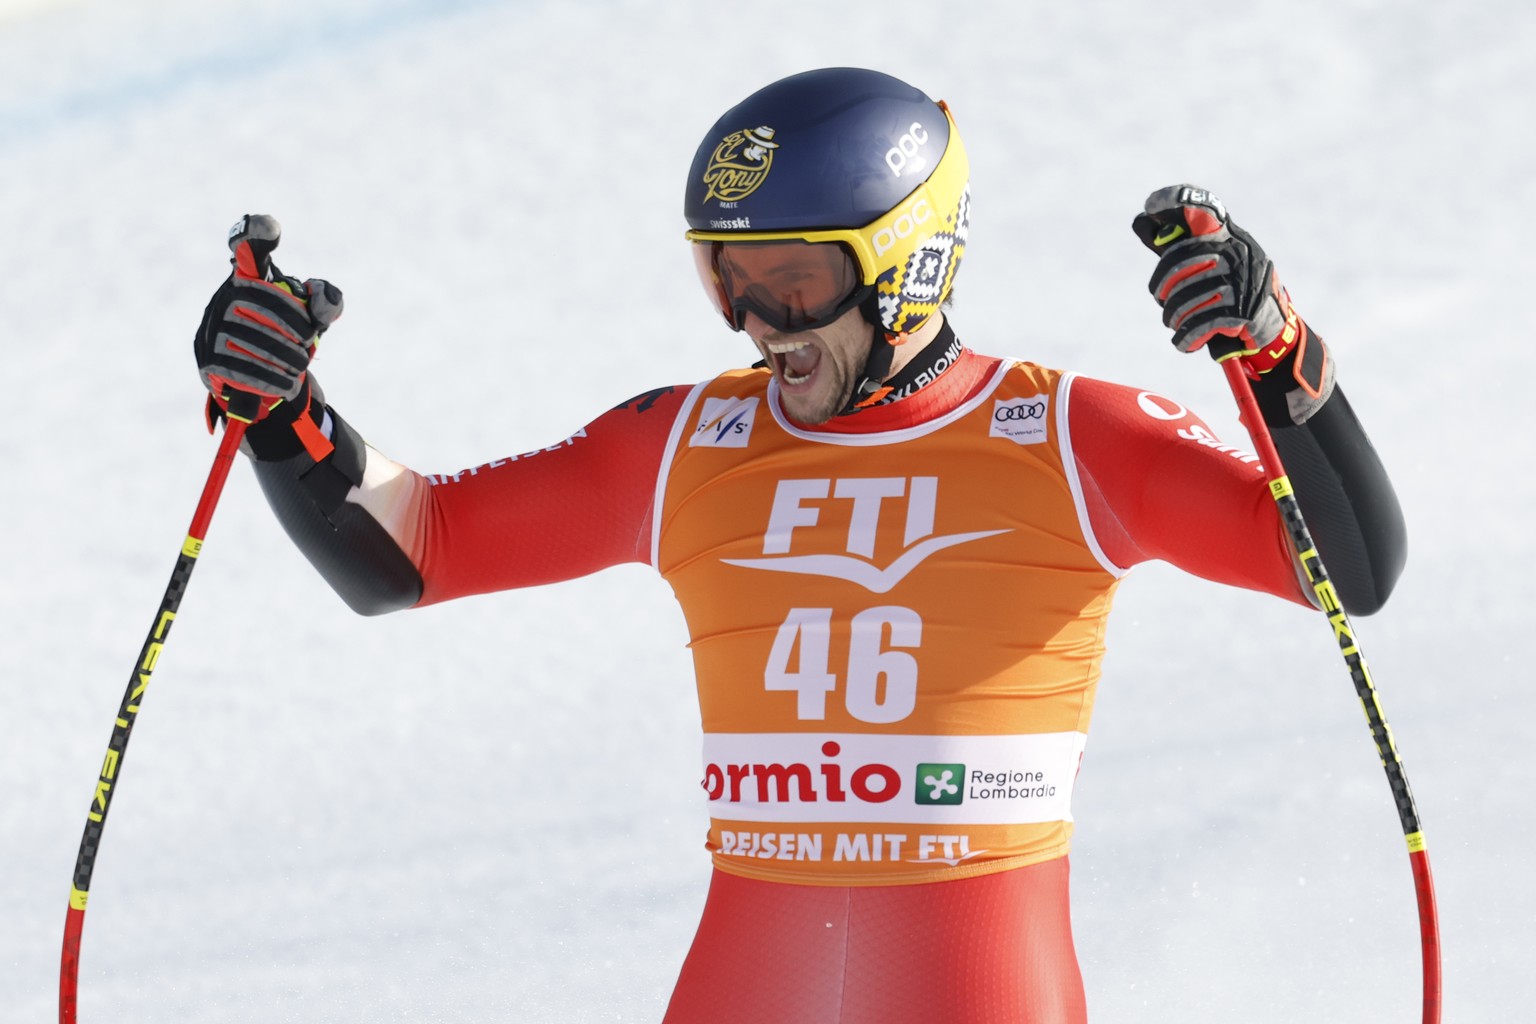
[249,409,425,617]
[1257,384,1407,616]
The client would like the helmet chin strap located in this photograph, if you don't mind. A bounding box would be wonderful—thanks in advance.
[842,336,901,414]
[838,302,963,417]
[839,295,904,416]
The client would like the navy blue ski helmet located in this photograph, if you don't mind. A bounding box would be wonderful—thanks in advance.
[685,67,970,337]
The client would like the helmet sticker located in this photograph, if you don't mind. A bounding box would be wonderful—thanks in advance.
[874,184,971,335]
[901,237,955,304]
[702,126,780,204]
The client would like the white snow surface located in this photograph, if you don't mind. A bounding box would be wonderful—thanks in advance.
[3,1,1533,1020]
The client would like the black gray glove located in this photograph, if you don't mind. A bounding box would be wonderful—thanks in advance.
[1132,185,1332,422]
[1131,185,1301,371]
[194,214,342,421]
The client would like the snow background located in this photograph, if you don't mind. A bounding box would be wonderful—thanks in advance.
[3,0,1532,1020]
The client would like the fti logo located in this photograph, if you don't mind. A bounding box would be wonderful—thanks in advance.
[722,476,1007,594]
[914,762,965,806]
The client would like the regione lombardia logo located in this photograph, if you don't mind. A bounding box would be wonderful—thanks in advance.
[915,762,965,805]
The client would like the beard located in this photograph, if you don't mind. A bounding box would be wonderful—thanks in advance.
[781,350,857,425]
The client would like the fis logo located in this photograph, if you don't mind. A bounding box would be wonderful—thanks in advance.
[914,762,965,806]
[690,396,760,448]
[989,396,1049,446]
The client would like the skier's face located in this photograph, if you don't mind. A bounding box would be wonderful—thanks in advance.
[741,305,877,425]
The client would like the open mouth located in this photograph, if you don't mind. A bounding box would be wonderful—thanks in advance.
[765,338,822,386]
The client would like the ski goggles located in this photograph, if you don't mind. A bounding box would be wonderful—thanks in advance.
[688,236,875,334]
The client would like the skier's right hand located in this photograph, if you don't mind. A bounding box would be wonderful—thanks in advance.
[194,215,343,458]
[194,214,343,424]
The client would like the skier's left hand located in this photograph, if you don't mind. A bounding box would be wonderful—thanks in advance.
[1131,185,1303,374]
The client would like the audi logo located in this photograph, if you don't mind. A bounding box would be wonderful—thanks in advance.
[994,402,1046,422]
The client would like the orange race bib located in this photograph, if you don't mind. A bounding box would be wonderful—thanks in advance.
[655,361,1123,885]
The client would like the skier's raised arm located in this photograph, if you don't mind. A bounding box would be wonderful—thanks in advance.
[193,216,687,615]
[1071,185,1407,615]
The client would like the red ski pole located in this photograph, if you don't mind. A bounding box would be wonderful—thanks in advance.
[1218,355,1441,1024]
[59,409,250,1024]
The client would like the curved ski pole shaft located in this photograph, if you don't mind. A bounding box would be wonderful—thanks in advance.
[1219,356,1441,1024]
[59,414,249,1024]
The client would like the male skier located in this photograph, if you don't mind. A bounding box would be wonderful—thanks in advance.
[194,67,1405,1023]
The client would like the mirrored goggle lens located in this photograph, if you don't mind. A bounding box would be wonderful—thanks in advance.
[691,239,866,333]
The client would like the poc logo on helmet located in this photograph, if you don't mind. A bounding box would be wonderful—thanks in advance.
[885,121,929,178]
[872,197,934,257]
